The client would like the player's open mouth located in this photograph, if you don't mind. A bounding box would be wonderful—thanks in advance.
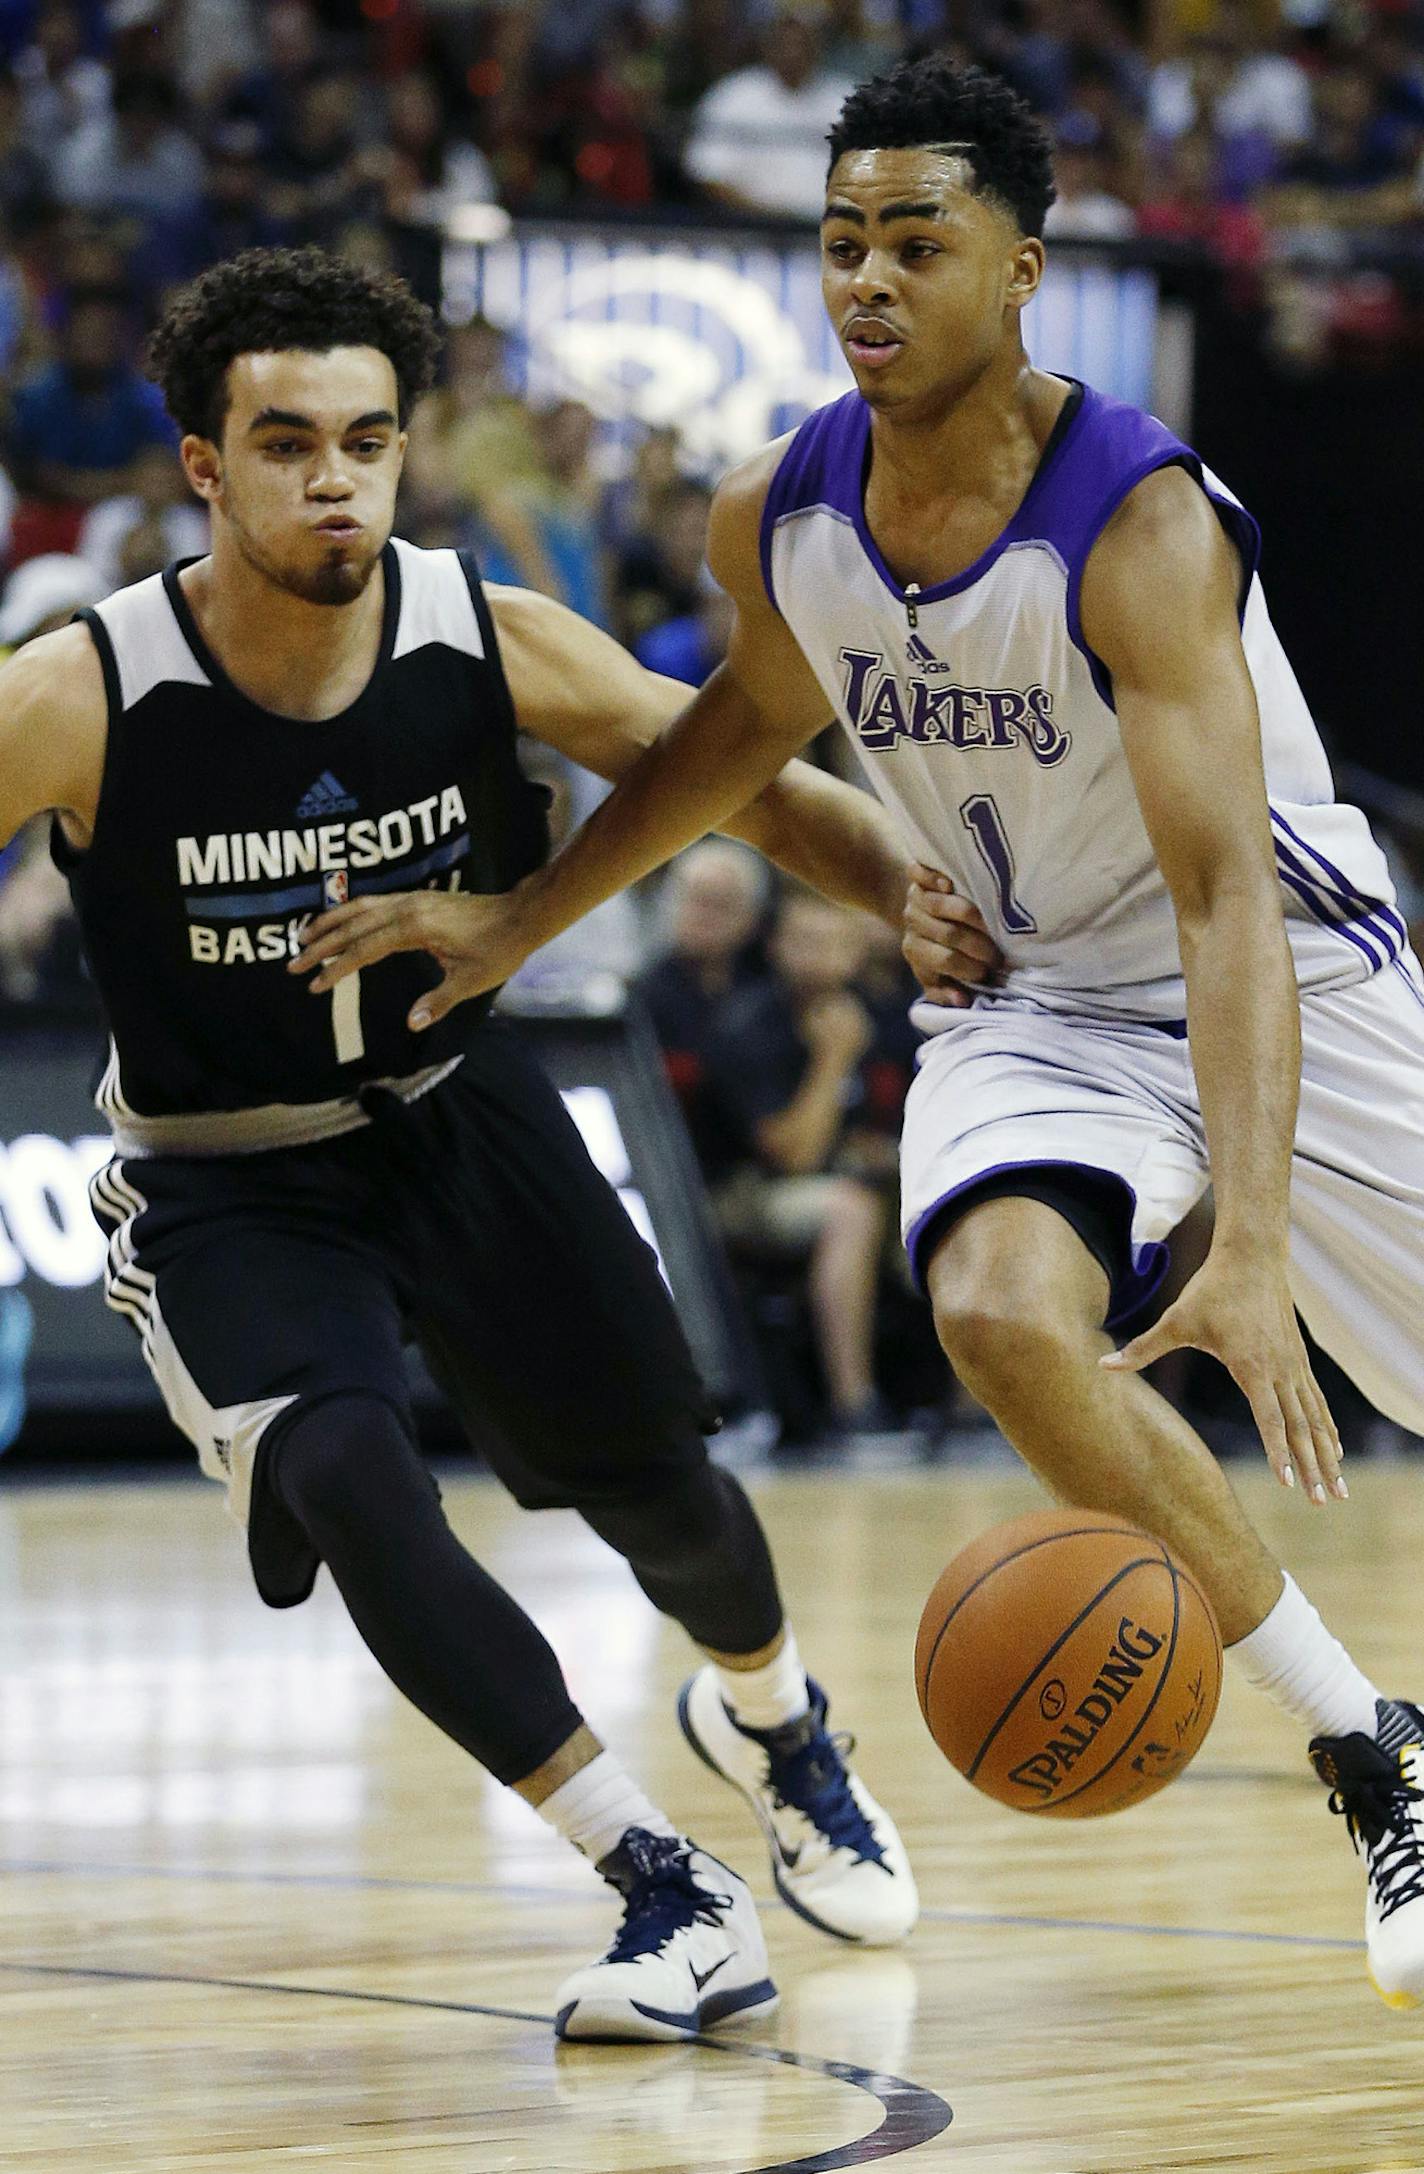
[315,519,361,535]
[845,326,904,369]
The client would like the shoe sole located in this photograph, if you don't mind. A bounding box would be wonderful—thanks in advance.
[555,1979,779,2044]
[1369,1967,1422,2012]
[676,1680,864,1945]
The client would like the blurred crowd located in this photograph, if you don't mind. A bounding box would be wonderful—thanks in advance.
[0,0,1422,1447]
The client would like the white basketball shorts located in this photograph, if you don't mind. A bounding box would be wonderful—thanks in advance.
[901,954,1424,1433]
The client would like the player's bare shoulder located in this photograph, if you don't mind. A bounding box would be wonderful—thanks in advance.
[706,431,798,607]
[1082,462,1245,669]
[0,618,108,849]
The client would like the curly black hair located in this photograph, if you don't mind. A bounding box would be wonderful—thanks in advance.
[146,246,443,442]
[827,58,1056,238]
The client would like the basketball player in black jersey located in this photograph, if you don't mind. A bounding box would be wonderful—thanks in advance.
[0,247,985,2040]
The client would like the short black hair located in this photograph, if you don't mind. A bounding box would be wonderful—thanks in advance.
[146,245,442,442]
[826,58,1056,238]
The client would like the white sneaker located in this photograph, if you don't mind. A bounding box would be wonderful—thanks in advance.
[1310,1699,1424,2009]
[677,1667,918,1946]
[554,1828,779,2043]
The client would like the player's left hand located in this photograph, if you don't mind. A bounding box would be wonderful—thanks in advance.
[291,887,536,1028]
[903,862,1003,1007]
[1100,1251,1346,1505]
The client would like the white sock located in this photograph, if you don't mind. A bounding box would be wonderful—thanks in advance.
[537,1752,677,1870]
[715,1627,811,1731]
[1229,1573,1381,1740]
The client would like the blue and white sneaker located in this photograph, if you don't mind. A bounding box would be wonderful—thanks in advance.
[677,1668,918,1945]
[554,1828,778,2043]
[1311,1698,1424,2010]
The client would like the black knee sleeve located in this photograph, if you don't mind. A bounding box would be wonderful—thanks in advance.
[271,1394,583,1784]
[580,1460,784,1655]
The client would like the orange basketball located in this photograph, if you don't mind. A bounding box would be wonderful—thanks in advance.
[915,1507,1222,1818]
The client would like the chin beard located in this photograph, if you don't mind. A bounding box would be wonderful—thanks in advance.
[229,515,384,606]
[282,555,379,606]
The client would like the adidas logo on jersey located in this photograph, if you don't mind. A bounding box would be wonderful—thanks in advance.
[296,772,359,819]
[906,633,952,675]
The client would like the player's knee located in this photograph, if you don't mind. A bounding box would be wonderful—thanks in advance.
[931,1276,1089,1412]
[273,1393,426,1532]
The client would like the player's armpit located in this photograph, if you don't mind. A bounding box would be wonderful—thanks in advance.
[0,622,107,851]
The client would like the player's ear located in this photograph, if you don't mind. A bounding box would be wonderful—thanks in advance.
[1006,235,1045,313]
[182,433,222,504]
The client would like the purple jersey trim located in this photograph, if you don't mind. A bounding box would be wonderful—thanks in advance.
[759,394,864,614]
[758,383,1262,687]
[903,1156,1171,1332]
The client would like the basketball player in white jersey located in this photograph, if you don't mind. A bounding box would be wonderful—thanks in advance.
[303,60,1424,2005]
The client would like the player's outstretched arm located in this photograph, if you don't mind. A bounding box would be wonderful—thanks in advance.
[296,452,998,1009]
[482,580,908,923]
[1079,466,1342,1505]
[0,623,107,852]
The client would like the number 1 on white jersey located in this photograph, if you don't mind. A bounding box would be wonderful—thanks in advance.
[330,972,365,1063]
[960,794,1038,935]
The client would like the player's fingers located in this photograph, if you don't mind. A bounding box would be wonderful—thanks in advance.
[903,911,998,973]
[1100,1320,1177,1372]
[306,928,404,990]
[909,861,955,894]
[1301,1371,1347,1499]
[409,976,456,1030]
[1278,1379,1328,1504]
[1239,1366,1295,1490]
[908,887,991,935]
[291,901,391,969]
[298,899,366,943]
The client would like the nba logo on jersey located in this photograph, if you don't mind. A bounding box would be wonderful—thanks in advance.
[323,870,350,907]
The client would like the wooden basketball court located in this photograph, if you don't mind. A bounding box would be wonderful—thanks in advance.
[4,1456,1422,2171]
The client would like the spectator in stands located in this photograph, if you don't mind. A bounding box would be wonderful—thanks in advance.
[1043,113,1135,238]
[478,396,612,626]
[685,3,855,221]
[14,0,108,175]
[77,442,205,590]
[1138,122,1266,273]
[58,68,206,241]
[220,0,323,158]
[602,421,683,561]
[137,119,290,295]
[616,473,712,646]
[378,67,497,232]
[705,887,895,1436]
[1150,1,1309,197]
[266,66,383,246]
[0,61,52,239]
[636,570,734,686]
[7,288,174,554]
[1270,59,1415,210]
[638,836,770,1176]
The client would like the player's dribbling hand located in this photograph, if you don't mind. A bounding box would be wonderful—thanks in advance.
[1100,1252,1347,1505]
[291,886,536,1027]
[902,862,1003,1007]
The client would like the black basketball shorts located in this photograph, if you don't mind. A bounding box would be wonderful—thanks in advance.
[89,1023,719,1606]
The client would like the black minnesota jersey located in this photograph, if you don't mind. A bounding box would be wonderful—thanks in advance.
[56,539,549,1141]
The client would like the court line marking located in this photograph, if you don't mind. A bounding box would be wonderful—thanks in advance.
[0,1856,1363,1951]
[0,1958,952,2174]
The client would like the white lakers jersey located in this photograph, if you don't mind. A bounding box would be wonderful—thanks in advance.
[762,381,1402,1026]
